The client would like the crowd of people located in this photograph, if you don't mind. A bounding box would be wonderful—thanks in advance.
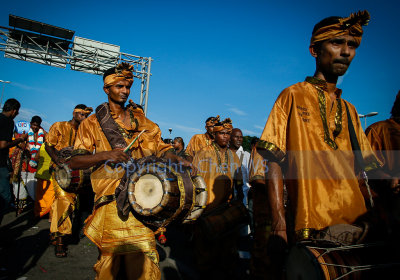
[0,9,399,280]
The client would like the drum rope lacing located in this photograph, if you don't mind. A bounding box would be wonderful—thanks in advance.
[308,242,400,280]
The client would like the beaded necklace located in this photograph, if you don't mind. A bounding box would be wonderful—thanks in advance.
[117,109,139,139]
[212,142,229,174]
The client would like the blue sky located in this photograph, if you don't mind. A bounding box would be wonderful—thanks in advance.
[0,0,399,144]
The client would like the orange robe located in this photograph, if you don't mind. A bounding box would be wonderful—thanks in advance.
[366,119,400,177]
[192,143,241,213]
[186,133,213,157]
[46,121,78,237]
[257,77,380,235]
[192,143,242,274]
[34,145,54,217]
[74,106,171,279]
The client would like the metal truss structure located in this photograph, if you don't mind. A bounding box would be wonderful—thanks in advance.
[0,15,152,115]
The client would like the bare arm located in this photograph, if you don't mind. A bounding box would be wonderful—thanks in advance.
[0,133,28,150]
[45,142,62,167]
[69,149,130,170]
[267,161,287,242]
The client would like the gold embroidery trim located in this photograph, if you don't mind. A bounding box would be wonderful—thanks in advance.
[256,140,285,162]
[70,148,91,157]
[57,202,75,228]
[94,194,116,209]
[333,99,343,138]
[316,87,338,150]
[296,228,316,241]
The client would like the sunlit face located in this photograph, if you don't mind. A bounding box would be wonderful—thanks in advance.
[214,129,231,148]
[173,139,181,149]
[205,124,214,135]
[104,80,132,105]
[73,111,88,124]
[230,129,243,149]
[30,122,40,133]
[312,35,357,77]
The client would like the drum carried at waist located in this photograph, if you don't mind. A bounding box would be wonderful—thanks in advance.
[285,241,400,280]
[53,146,91,193]
[126,157,208,229]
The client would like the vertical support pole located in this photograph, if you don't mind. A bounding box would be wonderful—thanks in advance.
[139,59,145,106]
[144,57,152,116]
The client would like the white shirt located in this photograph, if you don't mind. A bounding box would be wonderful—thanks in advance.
[235,146,251,188]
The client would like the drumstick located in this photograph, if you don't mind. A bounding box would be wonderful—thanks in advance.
[124,129,146,153]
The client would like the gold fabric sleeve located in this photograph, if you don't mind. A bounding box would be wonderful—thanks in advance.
[186,133,212,157]
[46,121,77,151]
[366,119,400,176]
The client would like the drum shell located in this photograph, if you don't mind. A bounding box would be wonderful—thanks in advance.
[182,175,208,224]
[54,164,91,193]
[127,161,195,228]
[285,242,400,280]
[199,199,249,239]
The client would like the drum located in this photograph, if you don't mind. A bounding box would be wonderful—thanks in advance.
[53,146,91,193]
[54,164,91,193]
[285,242,399,280]
[182,175,208,223]
[127,158,208,228]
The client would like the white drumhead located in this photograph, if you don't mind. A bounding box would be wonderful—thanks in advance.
[56,167,71,188]
[134,174,163,209]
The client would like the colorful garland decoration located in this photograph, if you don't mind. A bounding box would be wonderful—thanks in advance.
[28,128,44,168]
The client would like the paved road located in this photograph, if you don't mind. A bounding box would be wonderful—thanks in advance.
[0,205,251,280]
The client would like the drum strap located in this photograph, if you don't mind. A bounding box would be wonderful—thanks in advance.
[95,103,128,150]
[94,194,116,210]
[344,101,374,208]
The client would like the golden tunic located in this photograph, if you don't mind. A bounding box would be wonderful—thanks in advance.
[186,133,213,157]
[366,119,400,176]
[73,106,172,260]
[257,77,380,232]
[46,121,78,236]
[192,143,242,213]
[46,121,77,150]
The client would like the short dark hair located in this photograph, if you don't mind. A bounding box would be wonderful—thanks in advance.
[75,104,88,110]
[31,115,42,125]
[2,98,20,112]
[103,67,116,81]
[174,137,185,148]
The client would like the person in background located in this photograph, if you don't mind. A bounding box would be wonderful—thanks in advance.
[366,90,400,238]
[0,98,27,224]
[173,137,192,161]
[46,104,92,257]
[186,116,219,157]
[192,118,243,279]
[10,115,45,214]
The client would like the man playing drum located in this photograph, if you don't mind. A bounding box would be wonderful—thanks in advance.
[45,104,92,257]
[192,118,244,279]
[251,10,381,279]
[69,62,192,280]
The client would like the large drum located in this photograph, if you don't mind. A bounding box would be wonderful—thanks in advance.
[127,158,208,228]
[54,164,91,193]
[285,242,400,280]
[53,146,91,193]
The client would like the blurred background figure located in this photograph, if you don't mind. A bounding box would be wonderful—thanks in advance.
[173,137,192,161]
